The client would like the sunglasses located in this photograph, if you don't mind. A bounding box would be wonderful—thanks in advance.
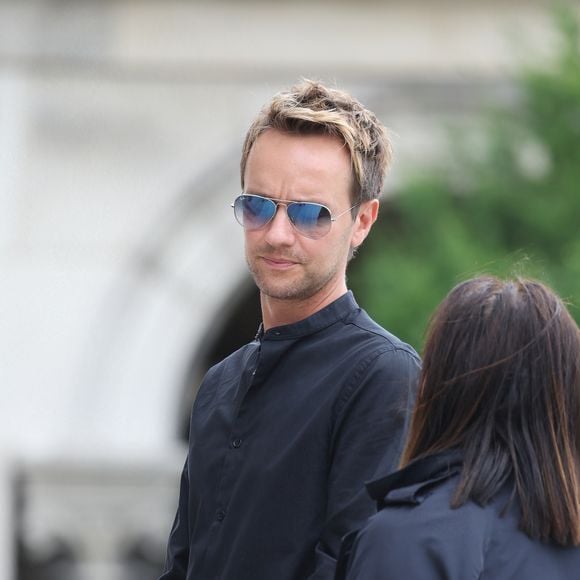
[232,193,358,239]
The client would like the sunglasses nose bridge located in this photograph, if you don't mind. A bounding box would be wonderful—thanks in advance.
[268,201,297,230]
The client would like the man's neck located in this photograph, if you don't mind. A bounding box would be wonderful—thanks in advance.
[261,283,348,331]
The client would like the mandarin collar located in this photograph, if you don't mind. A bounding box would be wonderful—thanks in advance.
[255,291,358,341]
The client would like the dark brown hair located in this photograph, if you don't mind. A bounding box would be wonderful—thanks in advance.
[240,79,392,206]
[401,276,580,546]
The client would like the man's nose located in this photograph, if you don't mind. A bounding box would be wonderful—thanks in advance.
[263,204,296,245]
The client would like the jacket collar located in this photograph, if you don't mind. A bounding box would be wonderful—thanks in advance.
[366,449,463,508]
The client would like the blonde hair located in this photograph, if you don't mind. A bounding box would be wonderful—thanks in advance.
[241,79,392,204]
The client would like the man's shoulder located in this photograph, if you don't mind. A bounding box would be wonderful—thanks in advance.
[317,305,420,404]
[340,305,419,360]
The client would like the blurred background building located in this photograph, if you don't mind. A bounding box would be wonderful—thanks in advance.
[0,1,569,579]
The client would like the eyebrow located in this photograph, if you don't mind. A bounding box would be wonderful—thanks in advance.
[243,191,327,205]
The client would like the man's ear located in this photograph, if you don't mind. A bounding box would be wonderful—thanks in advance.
[351,199,379,248]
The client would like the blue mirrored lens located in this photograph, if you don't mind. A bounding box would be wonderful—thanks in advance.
[235,195,276,229]
[287,203,331,238]
[233,195,333,238]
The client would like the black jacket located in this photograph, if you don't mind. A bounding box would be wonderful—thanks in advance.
[336,450,580,580]
[159,291,420,580]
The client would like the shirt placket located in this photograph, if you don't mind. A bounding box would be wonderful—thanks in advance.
[200,343,263,576]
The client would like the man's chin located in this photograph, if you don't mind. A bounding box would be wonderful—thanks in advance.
[259,286,306,301]
[256,279,315,302]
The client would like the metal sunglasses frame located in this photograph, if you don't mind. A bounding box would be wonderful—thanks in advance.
[232,193,359,239]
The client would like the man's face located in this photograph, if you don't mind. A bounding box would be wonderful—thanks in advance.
[242,129,376,303]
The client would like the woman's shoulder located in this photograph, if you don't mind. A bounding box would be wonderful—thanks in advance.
[337,452,492,580]
[338,452,580,580]
[365,469,490,549]
[365,450,489,536]
[340,480,491,580]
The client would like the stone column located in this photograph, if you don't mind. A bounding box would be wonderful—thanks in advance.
[19,458,180,580]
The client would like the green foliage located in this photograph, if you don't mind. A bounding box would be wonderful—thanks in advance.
[349,8,580,352]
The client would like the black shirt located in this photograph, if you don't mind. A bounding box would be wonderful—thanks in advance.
[159,291,420,580]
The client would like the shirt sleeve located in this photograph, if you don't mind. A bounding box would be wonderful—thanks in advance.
[308,347,420,580]
[158,457,190,580]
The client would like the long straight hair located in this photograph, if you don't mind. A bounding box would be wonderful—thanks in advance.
[401,276,580,546]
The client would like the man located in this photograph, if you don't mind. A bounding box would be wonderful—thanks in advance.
[159,80,420,580]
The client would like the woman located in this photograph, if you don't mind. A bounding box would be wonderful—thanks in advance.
[336,276,580,579]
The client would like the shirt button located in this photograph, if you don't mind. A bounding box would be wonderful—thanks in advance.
[232,438,242,448]
[216,510,226,521]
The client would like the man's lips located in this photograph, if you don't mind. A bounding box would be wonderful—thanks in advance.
[261,256,300,269]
